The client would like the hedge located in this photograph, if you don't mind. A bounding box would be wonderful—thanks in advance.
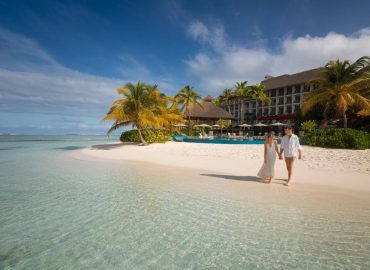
[304,128,370,150]
[120,129,171,143]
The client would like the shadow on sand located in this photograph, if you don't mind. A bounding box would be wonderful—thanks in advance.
[201,174,288,185]
[90,142,139,150]
[54,146,84,151]
[200,174,261,182]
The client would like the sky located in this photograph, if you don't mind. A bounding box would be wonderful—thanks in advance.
[0,0,370,134]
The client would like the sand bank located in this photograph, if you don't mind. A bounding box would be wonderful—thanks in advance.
[72,141,370,192]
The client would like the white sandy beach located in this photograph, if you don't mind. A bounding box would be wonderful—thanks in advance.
[72,141,370,192]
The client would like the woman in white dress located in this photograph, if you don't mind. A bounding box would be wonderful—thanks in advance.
[257,132,280,183]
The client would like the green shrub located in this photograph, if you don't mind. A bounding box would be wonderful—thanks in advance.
[301,120,317,133]
[120,129,171,143]
[304,128,370,149]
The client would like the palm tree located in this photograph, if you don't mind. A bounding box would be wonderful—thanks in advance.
[220,88,233,113]
[235,81,249,122]
[236,82,270,122]
[212,97,221,106]
[303,56,370,128]
[175,85,203,134]
[103,82,182,145]
[248,83,270,104]
[217,118,231,136]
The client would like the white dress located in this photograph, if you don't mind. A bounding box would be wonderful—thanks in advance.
[257,143,277,179]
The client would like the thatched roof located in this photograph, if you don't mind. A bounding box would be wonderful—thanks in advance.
[262,68,321,90]
[184,100,235,120]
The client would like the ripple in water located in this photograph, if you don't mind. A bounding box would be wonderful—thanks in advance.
[0,137,369,269]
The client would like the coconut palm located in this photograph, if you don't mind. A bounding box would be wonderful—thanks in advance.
[216,118,231,136]
[220,88,233,113]
[212,97,222,106]
[303,56,370,128]
[236,82,270,122]
[103,82,182,145]
[248,83,270,104]
[235,81,249,122]
[175,85,203,134]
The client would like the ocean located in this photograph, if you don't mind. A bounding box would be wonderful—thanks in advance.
[0,135,369,269]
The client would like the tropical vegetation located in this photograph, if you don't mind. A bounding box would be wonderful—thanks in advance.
[301,120,318,133]
[303,56,370,128]
[120,129,171,143]
[103,82,183,145]
[174,85,203,134]
[304,128,370,150]
[216,81,270,123]
[216,118,231,135]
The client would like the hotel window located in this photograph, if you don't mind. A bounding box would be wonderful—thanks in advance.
[270,89,276,97]
[271,98,276,105]
[278,97,284,105]
[286,106,292,114]
[278,88,284,96]
[270,108,276,115]
[264,108,269,115]
[294,105,300,112]
[286,97,292,103]
[294,95,300,103]
[286,87,292,95]
[294,85,300,94]
[278,106,284,114]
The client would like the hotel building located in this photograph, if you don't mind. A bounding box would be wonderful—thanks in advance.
[221,68,321,124]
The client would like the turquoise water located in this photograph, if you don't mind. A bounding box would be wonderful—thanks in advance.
[183,137,265,144]
[0,135,370,269]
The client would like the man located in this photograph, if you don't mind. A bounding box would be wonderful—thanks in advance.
[279,126,302,186]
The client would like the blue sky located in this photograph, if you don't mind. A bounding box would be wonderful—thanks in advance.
[1,0,370,134]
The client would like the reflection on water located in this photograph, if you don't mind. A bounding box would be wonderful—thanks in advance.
[0,136,369,269]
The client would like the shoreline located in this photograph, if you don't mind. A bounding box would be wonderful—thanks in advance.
[70,141,370,192]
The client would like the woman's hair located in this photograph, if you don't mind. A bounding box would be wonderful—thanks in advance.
[265,131,274,142]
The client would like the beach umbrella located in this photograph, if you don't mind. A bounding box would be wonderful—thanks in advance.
[212,124,221,129]
[253,122,268,127]
[270,122,285,126]
[239,123,252,127]
[195,124,211,128]
[174,123,187,127]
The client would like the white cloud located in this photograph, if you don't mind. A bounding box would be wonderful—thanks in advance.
[185,21,370,94]
[118,54,176,92]
[0,27,174,133]
[187,21,210,42]
[186,20,228,52]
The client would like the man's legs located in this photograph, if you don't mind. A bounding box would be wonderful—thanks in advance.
[284,157,295,185]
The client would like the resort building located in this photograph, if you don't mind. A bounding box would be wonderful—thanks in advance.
[185,95,235,124]
[221,68,321,124]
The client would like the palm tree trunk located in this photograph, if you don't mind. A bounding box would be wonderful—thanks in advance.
[342,108,348,128]
[240,100,244,123]
[188,115,191,136]
[137,127,148,145]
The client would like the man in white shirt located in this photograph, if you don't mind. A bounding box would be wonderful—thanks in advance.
[279,126,302,186]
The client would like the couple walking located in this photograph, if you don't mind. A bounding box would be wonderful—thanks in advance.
[257,126,302,186]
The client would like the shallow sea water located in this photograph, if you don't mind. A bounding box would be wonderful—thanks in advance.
[0,135,369,269]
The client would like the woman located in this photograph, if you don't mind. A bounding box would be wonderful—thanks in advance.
[257,132,279,183]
